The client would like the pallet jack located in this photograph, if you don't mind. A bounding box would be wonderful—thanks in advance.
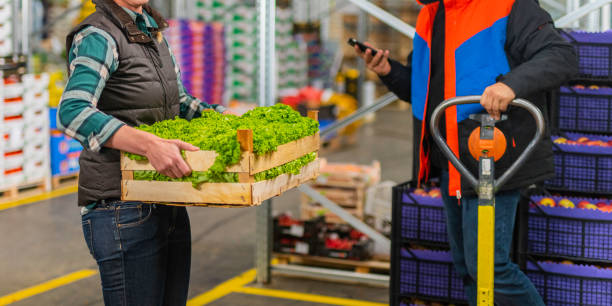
[429,96,546,306]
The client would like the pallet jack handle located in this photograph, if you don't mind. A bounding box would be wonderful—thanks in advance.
[429,95,546,192]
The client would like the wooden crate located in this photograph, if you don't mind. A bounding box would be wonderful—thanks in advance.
[300,199,364,224]
[313,159,380,189]
[120,113,320,207]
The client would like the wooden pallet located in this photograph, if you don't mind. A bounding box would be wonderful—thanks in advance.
[274,253,389,274]
[0,179,50,200]
[52,172,79,189]
[121,112,320,207]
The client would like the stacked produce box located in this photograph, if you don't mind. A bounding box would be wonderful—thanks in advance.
[189,1,310,102]
[165,20,226,106]
[301,159,380,224]
[1,73,51,190]
[520,30,612,306]
[276,7,308,92]
[390,181,468,306]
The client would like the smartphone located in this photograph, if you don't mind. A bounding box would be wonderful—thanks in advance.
[348,38,378,56]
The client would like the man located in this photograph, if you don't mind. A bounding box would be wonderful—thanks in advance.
[58,0,227,304]
[356,0,577,305]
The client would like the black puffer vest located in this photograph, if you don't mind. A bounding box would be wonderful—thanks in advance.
[66,0,180,206]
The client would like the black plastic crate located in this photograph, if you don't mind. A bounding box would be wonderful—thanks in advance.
[552,86,612,134]
[392,248,468,305]
[273,215,325,255]
[526,195,612,263]
[561,30,612,82]
[545,133,612,194]
[392,181,449,248]
[315,223,374,260]
[526,260,612,306]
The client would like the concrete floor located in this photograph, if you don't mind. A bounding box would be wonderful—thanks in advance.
[0,105,412,305]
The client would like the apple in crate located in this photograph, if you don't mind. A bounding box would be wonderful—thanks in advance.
[577,137,589,144]
[597,203,612,213]
[577,200,598,210]
[539,197,556,207]
[413,188,428,196]
[553,137,567,144]
[428,188,441,198]
[558,198,575,208]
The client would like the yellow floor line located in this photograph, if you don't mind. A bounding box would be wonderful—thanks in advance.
[0,185,78,212]
[0,269,97,305]
[187,269,256,306]
[233,287,387,306]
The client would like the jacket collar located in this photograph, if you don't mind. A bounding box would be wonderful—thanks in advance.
[92,0,168,44]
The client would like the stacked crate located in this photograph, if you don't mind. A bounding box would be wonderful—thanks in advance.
[0,0,12,57]
[520,30,612,306]
[300,159,380,224]
[165,20,226,106]
[190,1,310,102]
[276,7,308,92]
[0,73,51,192]
[390,181,468,306]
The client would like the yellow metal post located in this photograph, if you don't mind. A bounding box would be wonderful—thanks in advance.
[477,204,495,306]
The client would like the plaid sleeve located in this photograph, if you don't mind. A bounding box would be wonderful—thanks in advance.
[164,38,226,120]
[57,26,125,152]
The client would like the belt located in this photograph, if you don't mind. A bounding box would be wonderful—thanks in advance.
[97,198,122,208]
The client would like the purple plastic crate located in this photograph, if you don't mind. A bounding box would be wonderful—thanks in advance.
[399,249,467,302]
[546,133,612,193]
[526,261,612,306]
[400,192,448,245]
[528,195,612,262]
[561,30,612,79]
[555,87,612,134]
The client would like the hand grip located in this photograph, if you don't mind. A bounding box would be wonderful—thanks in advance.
[429,96,546,191]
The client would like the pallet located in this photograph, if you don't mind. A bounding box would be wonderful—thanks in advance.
[274,253,389,274]
[0,179,50,200]
[52,172,79,189]
[121,111,320,207]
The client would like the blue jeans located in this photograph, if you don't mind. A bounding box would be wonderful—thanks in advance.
[440,172,544,306]
[81,201,191,306]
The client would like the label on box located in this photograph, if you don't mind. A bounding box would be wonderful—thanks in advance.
[295,242,309,255]
[289,225,304,237]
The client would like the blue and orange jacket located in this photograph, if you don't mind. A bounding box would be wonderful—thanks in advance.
[380,0,578,197]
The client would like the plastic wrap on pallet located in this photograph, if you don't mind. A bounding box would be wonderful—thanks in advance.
[526,260,612,306]
[555,86,612,134]
[546,133,612,193]
[561,30,612,80]
[528,195,612,262]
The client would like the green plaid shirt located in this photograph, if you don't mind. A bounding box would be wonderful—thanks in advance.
[58,8,225,152]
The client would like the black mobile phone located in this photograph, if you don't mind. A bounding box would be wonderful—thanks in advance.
[348,38,378,56]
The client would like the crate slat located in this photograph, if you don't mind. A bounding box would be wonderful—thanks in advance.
[122,180,253,205]
[251,132,320,174]
[252,159,320,204]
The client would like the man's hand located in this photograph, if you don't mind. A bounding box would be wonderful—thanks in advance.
[480,82,516,120]
[144,139,198,179]
[354,43,391,77]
